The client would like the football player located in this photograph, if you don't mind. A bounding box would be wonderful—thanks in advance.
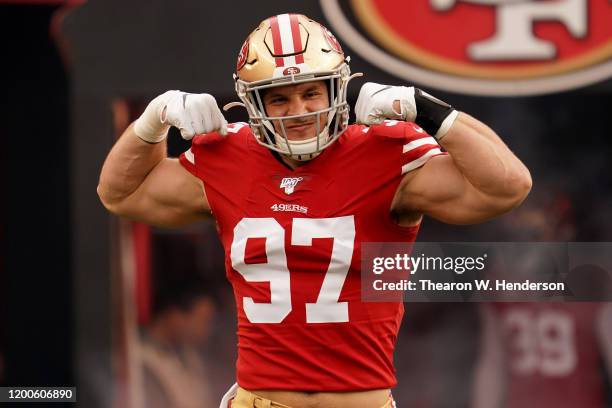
[473,302,612,408]
[98,14,531,408]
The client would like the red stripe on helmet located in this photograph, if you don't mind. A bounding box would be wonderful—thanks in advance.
[268,16,284,67]
[289,14,304,64]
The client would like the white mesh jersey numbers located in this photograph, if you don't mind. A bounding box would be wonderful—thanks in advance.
[504,309,577,377]
[230,216,356,324]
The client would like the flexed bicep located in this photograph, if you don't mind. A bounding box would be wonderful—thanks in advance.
[112,158,211,227]
[395,153,524,225]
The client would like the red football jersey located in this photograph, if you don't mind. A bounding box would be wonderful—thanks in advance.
[179,121,443,391]
[493,302,609,408]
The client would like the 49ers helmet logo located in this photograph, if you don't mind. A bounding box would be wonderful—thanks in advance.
[283,66,301,75]
[321,0,612,95]
[236,38,249,72]
[321,24,343,53]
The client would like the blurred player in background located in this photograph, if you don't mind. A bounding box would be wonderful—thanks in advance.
[473,196,612,408]
[98,13,531,408]
[474,302,612,408]
[140,280,217,408]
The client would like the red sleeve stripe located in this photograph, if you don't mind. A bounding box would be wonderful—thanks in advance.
[402,136,438,153]
[401,148,443,174]
[268,16,285,67]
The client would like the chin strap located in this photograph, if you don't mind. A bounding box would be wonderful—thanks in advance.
[276,127,329,161]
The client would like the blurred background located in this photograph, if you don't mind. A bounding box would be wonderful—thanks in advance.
[2,0,611,407]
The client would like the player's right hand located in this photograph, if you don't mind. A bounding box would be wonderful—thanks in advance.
[134,90,228,143]
[162,91,228,140]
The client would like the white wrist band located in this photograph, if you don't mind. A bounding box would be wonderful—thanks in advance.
[435,110,459,141]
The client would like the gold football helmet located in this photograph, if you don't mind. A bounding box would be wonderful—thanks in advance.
[227,14,360,160]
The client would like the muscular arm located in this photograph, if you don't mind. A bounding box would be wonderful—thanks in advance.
[395,112,532,224]
[97,124,210,227]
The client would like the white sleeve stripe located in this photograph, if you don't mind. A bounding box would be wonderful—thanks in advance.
[401,148,442,174]
[184,149,195,164]
[403,136,438,153]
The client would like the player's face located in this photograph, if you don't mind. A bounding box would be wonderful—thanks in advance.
[263,81,329,141]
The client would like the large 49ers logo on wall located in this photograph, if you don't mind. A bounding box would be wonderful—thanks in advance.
[321,0,612,95]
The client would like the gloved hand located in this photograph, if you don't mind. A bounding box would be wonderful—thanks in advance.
[134,90,228,143]
[355,82,458,140]
[355,82,416,125]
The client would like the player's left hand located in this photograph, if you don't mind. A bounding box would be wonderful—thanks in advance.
[355,82,416,125]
